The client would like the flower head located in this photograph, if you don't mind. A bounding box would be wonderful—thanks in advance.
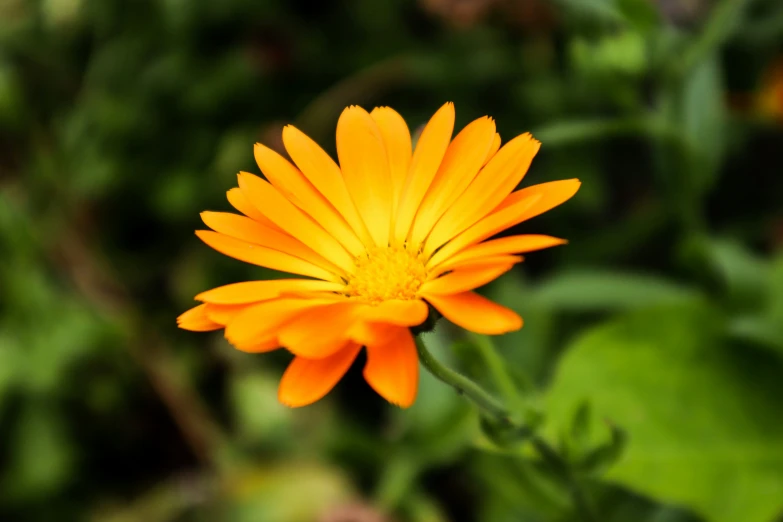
[178,103,579,408]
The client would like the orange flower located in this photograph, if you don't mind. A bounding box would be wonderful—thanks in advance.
[178,103,579,408]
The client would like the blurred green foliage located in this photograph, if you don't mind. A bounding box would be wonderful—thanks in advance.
[1,0,783,521]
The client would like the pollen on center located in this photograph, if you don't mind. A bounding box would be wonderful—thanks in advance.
[345,246,428,303]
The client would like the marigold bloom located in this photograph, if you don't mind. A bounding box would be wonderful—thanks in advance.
[178,103,579,408]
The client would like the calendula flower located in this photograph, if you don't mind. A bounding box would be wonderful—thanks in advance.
[178,103,579,408]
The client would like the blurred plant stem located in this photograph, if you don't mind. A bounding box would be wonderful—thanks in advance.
[670,0,750,80]
[415,336,597,522]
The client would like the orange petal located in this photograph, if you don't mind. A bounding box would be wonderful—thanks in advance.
[393,102,455,245]
[196,230,339,282]
[363,327,419,408]
[420,264,514,296]
[426,193,543,269]
[443,254,523,273]
[278,342,362,407]
[409,116,496,246]
[482,132,501,166]
[224,297,339,351]
[195,279,343,304]
[237,173,355,273]
[177,304,222,331]
[435,234,566,272]
[277,301,364,358]
[370,107,412,220]
[337,106,393,247]
[492,178,582,218]
[348,321,400,345]
[422,291,522,335]
[358,299,429,326]
[240,338,280,353]
[282,125,373,245]
[205,303,251,325]
[201,211,344,276]
[425,133,540,255]
[226,187,283,231]
[254,143,366,257]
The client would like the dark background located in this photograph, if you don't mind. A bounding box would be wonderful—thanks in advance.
[2,0,783,521]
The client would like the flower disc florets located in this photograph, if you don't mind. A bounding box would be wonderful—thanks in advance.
[345,246,428,303]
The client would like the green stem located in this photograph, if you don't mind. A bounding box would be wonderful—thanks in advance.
[415,335,597,522]
[415,336,513,425]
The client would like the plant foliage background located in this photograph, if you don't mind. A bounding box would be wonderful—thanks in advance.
[1,0,783,521]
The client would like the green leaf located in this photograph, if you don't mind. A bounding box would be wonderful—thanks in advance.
[545,303,783,522]
[533,270,699,311]
[680,55,727,194]
[704,237,770,309]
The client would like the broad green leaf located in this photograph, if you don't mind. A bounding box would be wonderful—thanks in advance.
[545,303,783,522]
[533,270,699,311]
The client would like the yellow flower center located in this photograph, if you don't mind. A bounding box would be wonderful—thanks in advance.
[345,246,428,303]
